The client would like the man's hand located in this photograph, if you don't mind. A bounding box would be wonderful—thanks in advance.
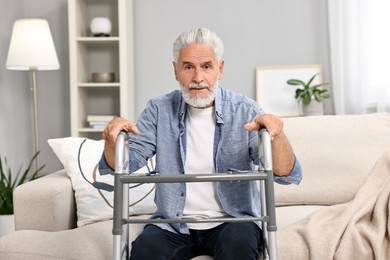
[244,114,294,176]
[102,117,139,169]
[243,114,283,141]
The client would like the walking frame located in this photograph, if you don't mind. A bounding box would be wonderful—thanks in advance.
[112,129,278,260]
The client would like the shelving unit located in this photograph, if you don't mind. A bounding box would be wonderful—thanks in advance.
[68,0,134,139]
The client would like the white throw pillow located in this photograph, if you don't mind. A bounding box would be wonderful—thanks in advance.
[48,137,156,227]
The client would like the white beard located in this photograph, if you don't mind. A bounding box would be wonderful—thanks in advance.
[180,81,218,108]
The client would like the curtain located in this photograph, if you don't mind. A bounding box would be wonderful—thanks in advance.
[328,0,390,114]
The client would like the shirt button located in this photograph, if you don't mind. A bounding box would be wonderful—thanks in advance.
[180,192,184,197]
[176,213,180,217]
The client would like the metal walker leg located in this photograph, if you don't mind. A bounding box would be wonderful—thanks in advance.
[259,129,278,260]
[113,132,130,260]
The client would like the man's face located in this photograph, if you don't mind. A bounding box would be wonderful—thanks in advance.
[173,43,224,108]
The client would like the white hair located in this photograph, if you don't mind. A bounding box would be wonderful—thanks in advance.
[173,28,224,63]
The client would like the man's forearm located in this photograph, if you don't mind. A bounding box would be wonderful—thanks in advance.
[271,131,295,176]
[103,143,116,170]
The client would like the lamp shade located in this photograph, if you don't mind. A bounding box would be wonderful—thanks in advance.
[6,19,60,71]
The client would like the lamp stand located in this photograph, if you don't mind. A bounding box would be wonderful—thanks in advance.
[30,69,40,172]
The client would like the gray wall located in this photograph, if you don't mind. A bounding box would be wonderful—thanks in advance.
[133,0,332,117]
[0,0,331,174]
[0,0,69,174]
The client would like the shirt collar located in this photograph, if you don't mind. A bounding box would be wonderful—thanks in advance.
[214,85,224,124]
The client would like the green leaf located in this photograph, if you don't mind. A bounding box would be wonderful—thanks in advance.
[287,79,305,86]
[302,93,312,105]
[313,91,322,101]
[295,88,304,98]
[311,82,329,89]
[306,73,319,88]
[16,151,42,187]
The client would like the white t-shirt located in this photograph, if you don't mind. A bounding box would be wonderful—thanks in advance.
[183,105,227,229]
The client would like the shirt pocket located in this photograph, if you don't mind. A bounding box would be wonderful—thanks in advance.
[217,136,252,171]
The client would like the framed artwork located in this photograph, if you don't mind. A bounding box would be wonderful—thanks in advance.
[256,64,323,117]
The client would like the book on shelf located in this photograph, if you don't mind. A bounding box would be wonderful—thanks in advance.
[87,115,117,122]
[86,115,117,129]
[89,121,109,129]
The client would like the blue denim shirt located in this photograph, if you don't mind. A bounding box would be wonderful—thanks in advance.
[99,85,302,234]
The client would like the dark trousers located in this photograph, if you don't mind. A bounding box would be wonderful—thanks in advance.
[130,222,263,260]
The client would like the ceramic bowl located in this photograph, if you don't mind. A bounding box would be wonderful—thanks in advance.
[91,72,115,83]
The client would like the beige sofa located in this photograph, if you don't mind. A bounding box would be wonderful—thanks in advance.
[1,113,390,260]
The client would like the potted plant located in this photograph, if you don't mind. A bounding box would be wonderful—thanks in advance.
[0,152,44,236]
[287,73,330,116]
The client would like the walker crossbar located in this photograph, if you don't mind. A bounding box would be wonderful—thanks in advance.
[112,129,278,260]
[124,216,268,224]
[121,171,267,183]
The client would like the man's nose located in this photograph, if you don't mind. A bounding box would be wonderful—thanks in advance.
[193,68,204,83]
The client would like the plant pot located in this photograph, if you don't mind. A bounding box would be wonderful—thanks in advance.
[302,101,324,116]
[0,214,15,237]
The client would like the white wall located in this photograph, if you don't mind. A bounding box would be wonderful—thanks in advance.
[0,0,331,174]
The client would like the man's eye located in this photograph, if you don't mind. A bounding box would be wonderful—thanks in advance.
[185,66,193,70]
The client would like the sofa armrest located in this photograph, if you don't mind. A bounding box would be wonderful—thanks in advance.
[13,169,77,231]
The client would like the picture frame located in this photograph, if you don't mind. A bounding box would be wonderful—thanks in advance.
[256,64,323,117]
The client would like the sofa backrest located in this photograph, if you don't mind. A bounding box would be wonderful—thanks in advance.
[276,112,390,206]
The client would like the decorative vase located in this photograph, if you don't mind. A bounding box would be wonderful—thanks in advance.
[0,214,15,237]
[90,17,112,37]
[302,101,324,116]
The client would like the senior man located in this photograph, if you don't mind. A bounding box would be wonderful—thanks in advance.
[99,27,302,260]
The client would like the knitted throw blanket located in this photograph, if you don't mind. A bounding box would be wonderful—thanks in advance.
[277,149,390,260]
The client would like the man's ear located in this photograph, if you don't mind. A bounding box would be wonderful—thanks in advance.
[173,61,179,81]
[218,60,225,80]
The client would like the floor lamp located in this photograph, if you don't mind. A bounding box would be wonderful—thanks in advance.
[6,19,60,172]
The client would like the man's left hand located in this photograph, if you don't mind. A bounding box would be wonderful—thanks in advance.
[243,114,283,141]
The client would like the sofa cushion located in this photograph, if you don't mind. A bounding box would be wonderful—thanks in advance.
[48,137,157,227]
[276,113,390,206]
[0,220,115,260]
[276,205,325,229]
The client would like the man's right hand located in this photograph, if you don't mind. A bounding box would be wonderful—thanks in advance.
[102,117,139,169]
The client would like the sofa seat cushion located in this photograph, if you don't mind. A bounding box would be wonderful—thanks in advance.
[276,205,326,229]
[0,220,112,260]
[0,217,147,260]
[277,113,390,206]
